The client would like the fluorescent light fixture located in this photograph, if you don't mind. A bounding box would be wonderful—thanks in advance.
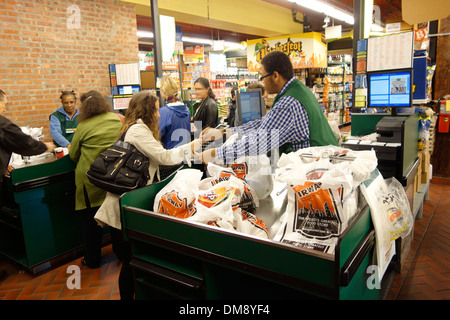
[137,32,242,50]
[137,30,154,38]
[224,41,244,50]
[287,0,354,25]
[182,36,213,45]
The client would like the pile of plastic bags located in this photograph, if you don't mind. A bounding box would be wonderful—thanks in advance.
[272,146,378,254]
[154,161,270,239]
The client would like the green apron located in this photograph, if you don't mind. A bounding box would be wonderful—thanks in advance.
[51,111,78,145]
[272,79,338,154]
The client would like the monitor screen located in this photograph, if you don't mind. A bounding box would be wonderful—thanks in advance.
[368,69,413,108]
[236,89,266,126]
[113,96,133,110]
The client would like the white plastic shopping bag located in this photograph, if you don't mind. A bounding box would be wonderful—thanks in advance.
[273,146,377,254]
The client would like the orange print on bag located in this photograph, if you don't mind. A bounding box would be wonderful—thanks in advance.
[158,191,196,219]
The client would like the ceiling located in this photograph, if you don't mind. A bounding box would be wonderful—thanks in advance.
[136,0,405,47]
[263,0,403,32]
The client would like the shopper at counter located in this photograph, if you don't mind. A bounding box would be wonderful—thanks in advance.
[226,86,238,127]
[94,91,200,300]
[49,90,80,148]
[0,89,56,201]
[159,76,191,149]
[198,51,338,164]
[69,90,123,269]
[192,77,219,131]
[0,89,55,280]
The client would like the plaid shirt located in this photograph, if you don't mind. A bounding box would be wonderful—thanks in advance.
[215,77,310,164]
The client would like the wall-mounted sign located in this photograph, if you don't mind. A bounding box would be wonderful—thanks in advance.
[247,32,327,71]
[183,46,204,64]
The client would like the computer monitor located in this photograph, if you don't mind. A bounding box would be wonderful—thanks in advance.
[235,88,266,126]
[367,69,413,109]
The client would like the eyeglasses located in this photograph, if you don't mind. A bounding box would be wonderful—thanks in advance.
[259,72,273,81]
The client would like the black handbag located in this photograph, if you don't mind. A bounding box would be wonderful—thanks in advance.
[86,131,150,195]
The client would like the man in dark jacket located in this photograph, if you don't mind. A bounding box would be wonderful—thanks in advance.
[0,90,55,280]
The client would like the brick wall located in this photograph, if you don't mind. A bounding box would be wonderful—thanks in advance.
[0,0,139,140]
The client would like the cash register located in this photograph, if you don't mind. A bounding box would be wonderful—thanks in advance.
[342,114,419,185]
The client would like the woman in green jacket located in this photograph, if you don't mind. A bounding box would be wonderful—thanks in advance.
[69,90,123,268]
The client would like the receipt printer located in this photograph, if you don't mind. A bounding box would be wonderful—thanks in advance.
[342,114,419,185]
[376,117,405,143]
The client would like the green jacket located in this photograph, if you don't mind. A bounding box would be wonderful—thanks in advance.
[69,112,123,211]
[274,78,338,153]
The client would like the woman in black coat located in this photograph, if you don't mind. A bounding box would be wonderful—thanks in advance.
[192,77,219,130]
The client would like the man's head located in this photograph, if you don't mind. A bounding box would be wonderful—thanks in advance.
[0,90,7,115]
[259,51,294,94]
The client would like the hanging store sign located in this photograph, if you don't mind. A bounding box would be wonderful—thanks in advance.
[175,25,183,54]
[183,46,204,64]
[141,52,179,71]
[247,32,327,71]
[160,15,176,63]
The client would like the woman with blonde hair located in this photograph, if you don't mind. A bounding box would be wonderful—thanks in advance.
[95,90,200,299]
[159,76,191,149]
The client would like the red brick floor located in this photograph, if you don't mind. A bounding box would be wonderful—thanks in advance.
[0,183,449,300]
[0,244,121,300]
[387,183,450,300]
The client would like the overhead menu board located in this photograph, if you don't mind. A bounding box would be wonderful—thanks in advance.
[367,31,414,72]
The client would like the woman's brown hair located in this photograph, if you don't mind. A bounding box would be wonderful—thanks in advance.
[119,91,160,141]
[194,77,216,101]
[77,90,112,122]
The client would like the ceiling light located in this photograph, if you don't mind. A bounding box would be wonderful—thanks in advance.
[137,31,154,38]
[182,36,213,45]
[287,0,354,25]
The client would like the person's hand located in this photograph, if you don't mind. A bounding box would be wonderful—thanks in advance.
[66,143,71,150]
[200,127,223,143]
[44,142,56,153]
[190,139,202,154]
[195,148,216,165]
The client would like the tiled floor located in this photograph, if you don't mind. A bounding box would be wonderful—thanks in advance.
[387,182,450,300]
[0,183,449,300]
[0,244,121,300]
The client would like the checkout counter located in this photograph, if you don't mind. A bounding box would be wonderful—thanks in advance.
[118,113,424,300]
[1,155,94,274]
[120,167,379,300]
[343,113,426,275]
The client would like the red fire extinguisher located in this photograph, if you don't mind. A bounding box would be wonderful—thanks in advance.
[438,95,450,133]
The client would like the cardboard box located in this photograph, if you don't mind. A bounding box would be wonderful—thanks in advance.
[421,150,430,172]
[421,170,430,184]
[416,166,422,193]
[415,154,422,193]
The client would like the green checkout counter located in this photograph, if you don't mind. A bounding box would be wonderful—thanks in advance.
[119,113,423,300]
[120,169,379,300]
[1,155,83,274]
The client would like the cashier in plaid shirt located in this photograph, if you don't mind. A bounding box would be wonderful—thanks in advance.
[197,51,338,165]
